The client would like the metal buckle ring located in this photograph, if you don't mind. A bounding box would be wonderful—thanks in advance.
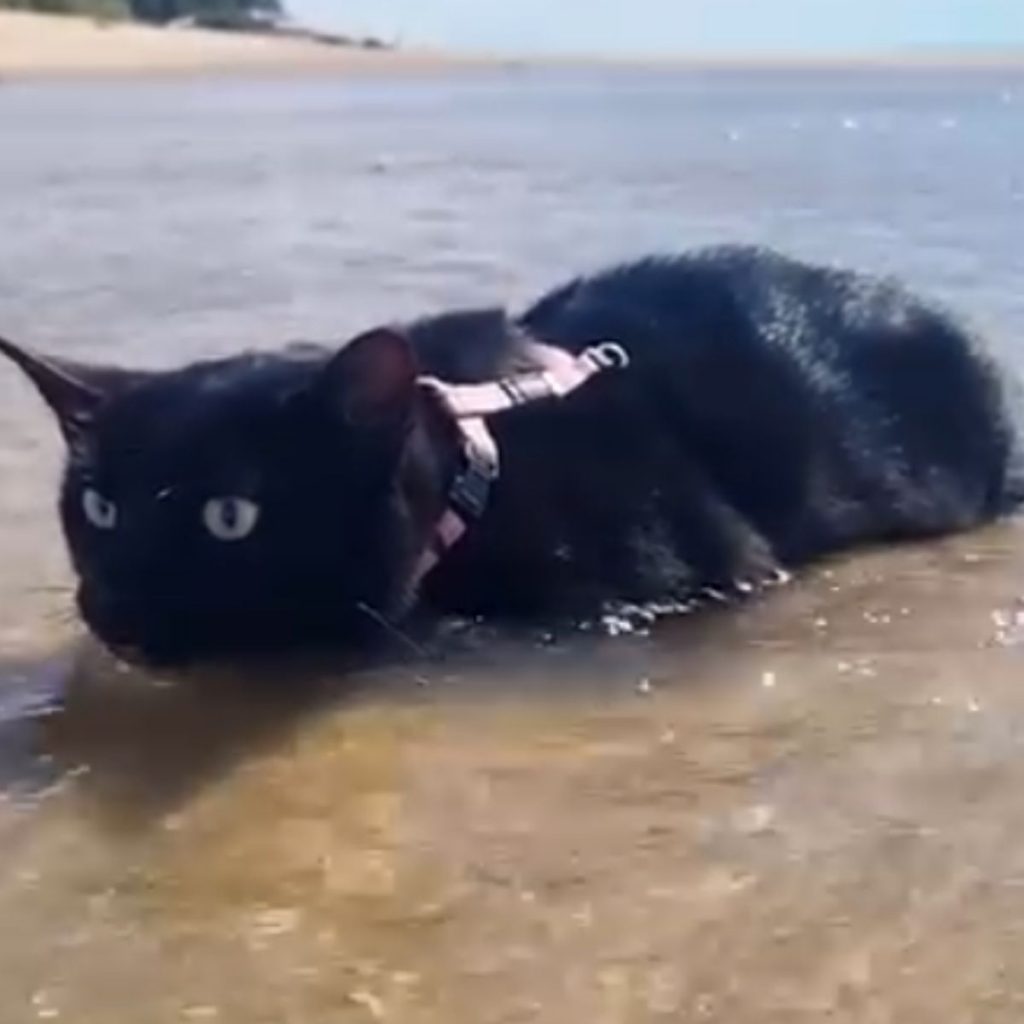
[583,342,630,371]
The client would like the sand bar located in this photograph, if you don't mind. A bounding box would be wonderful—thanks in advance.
[1,10,1022,79]
[0,10,469,78]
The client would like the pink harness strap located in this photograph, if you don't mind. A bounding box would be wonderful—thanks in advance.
[409,341,629,594]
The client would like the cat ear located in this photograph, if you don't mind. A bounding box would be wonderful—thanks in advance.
[318,327,417,429]
[0,335,146,443]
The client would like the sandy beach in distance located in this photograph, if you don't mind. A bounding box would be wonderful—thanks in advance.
[2,10,1023,78]
[0,10,467,77]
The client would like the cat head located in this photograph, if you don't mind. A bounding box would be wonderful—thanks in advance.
[0,331,457,664]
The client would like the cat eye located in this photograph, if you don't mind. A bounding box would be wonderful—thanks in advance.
[203,497,260,542]
[82,488,117,530]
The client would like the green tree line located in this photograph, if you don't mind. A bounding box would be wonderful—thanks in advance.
[0,0,282,22]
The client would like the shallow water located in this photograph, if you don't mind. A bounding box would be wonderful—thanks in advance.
[2,67,1024,1021]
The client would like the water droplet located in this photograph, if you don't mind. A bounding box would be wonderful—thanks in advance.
[734,804,775,834]
[348,990,386,1020]
[182,1007,220,1021]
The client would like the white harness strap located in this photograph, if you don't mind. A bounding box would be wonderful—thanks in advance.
[409,341,629,593]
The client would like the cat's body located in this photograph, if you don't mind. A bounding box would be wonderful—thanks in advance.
[2,245,1020,663]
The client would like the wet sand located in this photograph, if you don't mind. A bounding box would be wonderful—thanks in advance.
[2,524,1024,1022]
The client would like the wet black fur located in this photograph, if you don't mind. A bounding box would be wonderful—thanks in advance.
[421,247,1022,617]
[4,245,1020,662]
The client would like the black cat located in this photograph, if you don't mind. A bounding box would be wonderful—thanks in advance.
[2,246,1020,664]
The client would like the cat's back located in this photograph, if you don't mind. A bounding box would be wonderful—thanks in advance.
[521,245,1013,476]
[521,244,957,362]
[517,245,1020,542]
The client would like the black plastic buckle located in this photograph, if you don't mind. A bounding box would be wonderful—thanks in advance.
[450,438,498,521]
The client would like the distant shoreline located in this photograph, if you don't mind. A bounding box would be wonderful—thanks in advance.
[1,11,1022,79]
[0,11,472,78]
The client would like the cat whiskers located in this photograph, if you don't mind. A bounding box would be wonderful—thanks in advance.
[356,601,430,661]
[28,584,78,626]
[43,605,82,627]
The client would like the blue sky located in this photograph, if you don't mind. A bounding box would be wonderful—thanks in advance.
[289,0,1024,56]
